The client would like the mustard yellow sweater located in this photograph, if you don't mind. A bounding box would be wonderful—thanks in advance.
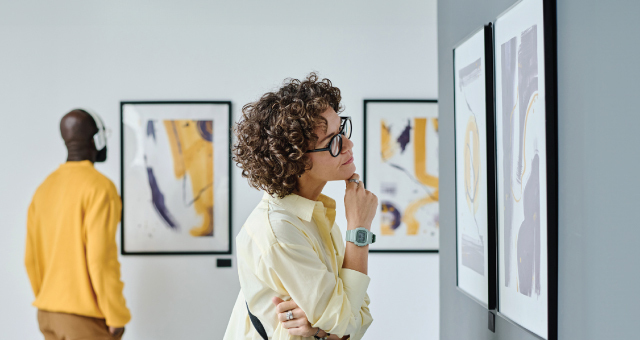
[25,161,131,327]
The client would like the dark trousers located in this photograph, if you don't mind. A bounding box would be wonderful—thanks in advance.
[38,310,125,340]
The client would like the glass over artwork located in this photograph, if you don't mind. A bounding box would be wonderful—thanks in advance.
[454,26,491,306]
[364,100,439,252]
[495,0,549,337]
[121,102,231,254]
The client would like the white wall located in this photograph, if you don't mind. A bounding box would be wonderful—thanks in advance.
[0,1,439,339]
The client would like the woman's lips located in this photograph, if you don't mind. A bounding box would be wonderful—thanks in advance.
[342,157,354,165]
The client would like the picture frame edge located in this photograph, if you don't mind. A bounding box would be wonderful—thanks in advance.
[120,100,233,256]
[363,99,439,253]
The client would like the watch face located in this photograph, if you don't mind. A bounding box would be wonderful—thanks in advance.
[356,230,367,243]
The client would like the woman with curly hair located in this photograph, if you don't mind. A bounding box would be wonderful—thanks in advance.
[223,73,378,340]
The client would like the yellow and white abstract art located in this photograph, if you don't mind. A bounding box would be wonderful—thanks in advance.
[122,102,231,254]
[454,26,490,306]
[496,0,549,337]
[365,100,439,252]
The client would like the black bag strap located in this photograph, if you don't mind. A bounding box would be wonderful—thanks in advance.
[246,302,268,340]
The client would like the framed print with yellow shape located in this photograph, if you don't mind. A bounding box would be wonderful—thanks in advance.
[453,24,496,309]
[120,101,231,255]
[363,100,439,253]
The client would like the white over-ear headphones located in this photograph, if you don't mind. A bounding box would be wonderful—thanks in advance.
[75,108,108,150]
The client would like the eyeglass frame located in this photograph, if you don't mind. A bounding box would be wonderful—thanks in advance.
[305,116,352,157]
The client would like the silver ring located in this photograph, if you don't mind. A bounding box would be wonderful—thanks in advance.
[349,179,360,184]
[286,310,293,321]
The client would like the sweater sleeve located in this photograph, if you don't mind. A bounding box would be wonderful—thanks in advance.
[24,200,41,297]
[85,185,131,327]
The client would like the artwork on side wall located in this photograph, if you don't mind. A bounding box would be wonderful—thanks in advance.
[121,101,232,255]
[364,100,439,252]
[495,0,557,338]
[454,24,495,307]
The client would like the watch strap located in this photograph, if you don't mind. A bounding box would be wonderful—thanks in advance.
[346,229,355,243]
[313,329,330,340]
[346,228,376,246]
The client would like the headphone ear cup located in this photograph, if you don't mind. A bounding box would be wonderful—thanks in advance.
[74,107,107,150]
[93,133,105,150]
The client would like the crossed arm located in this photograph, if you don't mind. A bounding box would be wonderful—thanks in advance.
[262,174,377,340]
[272,297,350,340]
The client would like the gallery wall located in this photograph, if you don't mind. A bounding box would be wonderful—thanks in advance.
[438,0,640,339]
[0,1,440,339]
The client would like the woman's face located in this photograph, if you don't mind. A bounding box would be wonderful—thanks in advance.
[305,107,356,182]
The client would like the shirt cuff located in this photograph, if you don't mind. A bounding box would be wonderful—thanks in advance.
[339,268,370,317]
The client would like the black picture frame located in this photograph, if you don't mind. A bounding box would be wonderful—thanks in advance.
[363,99,439,253]
[492,0,558,338]
[120,101,233,256]
[452,23,497,310]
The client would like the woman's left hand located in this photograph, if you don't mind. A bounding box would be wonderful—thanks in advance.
[272,297,318,337]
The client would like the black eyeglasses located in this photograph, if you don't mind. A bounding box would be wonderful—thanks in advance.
[306,116,352,157]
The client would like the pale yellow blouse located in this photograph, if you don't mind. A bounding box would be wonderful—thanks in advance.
[224,193,373,340]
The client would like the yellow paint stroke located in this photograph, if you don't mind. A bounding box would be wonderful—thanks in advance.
[402,190,439,235]
[380,204,396,235]
[414,118,438,188]
[380,120,398,162]
[165,120,215,237]
[464,115,480,214]
[509,92,539,203]
[165,123,186,178]
[398,118,440,235]
[381,226,394,235]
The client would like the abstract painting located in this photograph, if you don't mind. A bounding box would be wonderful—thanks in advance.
[495,0,552,337]
[364,100,439,252]
[454,25,493,306]
[121,102,231,254]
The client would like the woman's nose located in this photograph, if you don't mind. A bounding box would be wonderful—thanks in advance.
[342,135,354,153]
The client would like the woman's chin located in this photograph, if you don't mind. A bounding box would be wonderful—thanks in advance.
[339,163,357,180]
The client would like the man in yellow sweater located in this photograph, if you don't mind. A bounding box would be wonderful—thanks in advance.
[25,109,131,339]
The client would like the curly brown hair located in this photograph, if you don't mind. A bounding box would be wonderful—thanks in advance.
[233,73,343,198]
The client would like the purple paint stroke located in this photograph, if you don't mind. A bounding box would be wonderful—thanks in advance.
[381,201,402,230]
[462,234,484,275]
[516,25,538,183]
[397,120,412,153]
[517,154,541,297]
[146,120,156,141]
[146,167,179,230]
[196,120,213,142]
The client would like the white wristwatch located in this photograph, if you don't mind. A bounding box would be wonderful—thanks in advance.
[346,227,376,247]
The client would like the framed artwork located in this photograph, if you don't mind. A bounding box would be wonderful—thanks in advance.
[494,0,558,338]
[364,100,439,253]
[453,24,496,308]
[120,101,232,255]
